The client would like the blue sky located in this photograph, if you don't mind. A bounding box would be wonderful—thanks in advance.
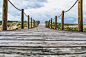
[0,0,86,24]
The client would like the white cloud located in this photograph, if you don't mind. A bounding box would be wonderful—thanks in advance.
[0,0,86,24]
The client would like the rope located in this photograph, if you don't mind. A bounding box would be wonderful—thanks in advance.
[64,0,78,13]
[57,14,62,18]
[52,0,78,20]
[8,0,21,11]
[52,18,55,20]
[24,12,28,17]
[52,14,62,20]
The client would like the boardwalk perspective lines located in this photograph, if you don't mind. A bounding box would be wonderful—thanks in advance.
[0,24,86,56]
[0,24,86,47]
[1,0,86,56]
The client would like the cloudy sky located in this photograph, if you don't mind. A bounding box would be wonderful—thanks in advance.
[0,0,86,24]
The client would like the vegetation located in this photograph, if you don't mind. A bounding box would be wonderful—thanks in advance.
[50,22,86,32]
[0,21,32,30]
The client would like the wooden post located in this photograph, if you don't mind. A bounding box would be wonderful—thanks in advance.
[78,0,83,32]
[45,21,47,27]
[31,17,32,28]
[46,21,47,27]
[33,19,34,27]
[28,15,29,29]
[21,9,24,29]
[49,20,50,28]
[36,21,38,26]
[2,0,8,30]
[55,16,57,29]
[51,18,52,28]
[47,21,49,28]
[61,11,64,30]
[36,21,37,27]
[34,20,35,27]
[47,21,48,27]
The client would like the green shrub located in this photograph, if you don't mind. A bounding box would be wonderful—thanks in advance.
[16,28,18,29]
[17,23,21,26]
[7,24,10,27]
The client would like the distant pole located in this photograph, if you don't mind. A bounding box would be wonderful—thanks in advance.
[46,21,48,27]
[45,21,47,27]
[37,21,38,26]
[2,0,8,30]
[34,20,35,27]
[55,16,57,29]
[47,21,48,28]
[31,17,32,28]
[36,21,37,27]
[61,11,64,30]
[51,18,52,28]
[78,0,83,32]
[28,15,29,29]
[49,20,50,28]
[21,9,24,29]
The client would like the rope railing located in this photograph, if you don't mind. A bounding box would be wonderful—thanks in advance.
[52,0,78,20]
[46,0,83,32]
[24,12,28,17]
[57,14,62,18]
[8,0,29,18]
[2,0,40,30]
[64,0,78,13]
[8,0,21,11]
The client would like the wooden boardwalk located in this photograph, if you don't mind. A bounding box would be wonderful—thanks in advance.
[0,24,86,56]
[0,24,86,47]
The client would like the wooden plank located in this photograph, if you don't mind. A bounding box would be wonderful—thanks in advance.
[0,46,85,48]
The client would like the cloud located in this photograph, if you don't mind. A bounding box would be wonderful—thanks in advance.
[0,0,86,24]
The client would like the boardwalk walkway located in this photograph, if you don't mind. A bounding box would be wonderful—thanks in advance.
[0,24,86,56]
[0,24,86,47]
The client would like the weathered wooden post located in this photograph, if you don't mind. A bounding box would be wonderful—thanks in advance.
[46,21,47,27]
[55,16,57,29]
[47,21,48,28]
[51,18,52,29]
[31,17,32,28]
[34,20,35,27]
[78,0,83,32]
[2,0,8,30]
[21,9,24,29]
[36,21,37,27]
[61,11,64,30]
[45,21,47,27]
[49,20,50,28]
[28,15,29,29]
[36,21,38,26]
[33,19,34,27]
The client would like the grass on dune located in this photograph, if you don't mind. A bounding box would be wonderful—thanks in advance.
[49,22,86,32]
